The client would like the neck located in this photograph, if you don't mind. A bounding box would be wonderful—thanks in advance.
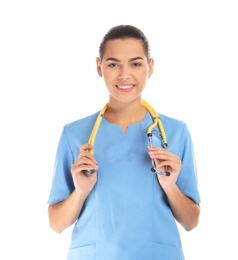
[104,99,147,132]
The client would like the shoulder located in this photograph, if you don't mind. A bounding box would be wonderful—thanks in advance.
[158,113,192,145]
[159,113,187,129]
[63,111,100,135]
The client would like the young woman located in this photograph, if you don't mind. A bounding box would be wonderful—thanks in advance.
[48,24,201,260]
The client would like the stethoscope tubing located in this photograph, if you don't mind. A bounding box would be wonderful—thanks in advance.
[84,100,170,177]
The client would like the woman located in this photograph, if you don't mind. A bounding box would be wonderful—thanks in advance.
[48,24,201,260]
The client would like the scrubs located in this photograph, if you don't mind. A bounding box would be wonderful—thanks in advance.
[48,111,201,260]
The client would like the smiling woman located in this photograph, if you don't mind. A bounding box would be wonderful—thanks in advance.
[96,36,153,105]
[47,24,200,260]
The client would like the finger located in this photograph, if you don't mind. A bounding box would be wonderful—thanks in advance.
[73,163,98,173]
[74,144,97,164]
[74,150,98,167]
[149,149,179,161]
[72,161,98,175]
[80,143,94,152]
[148,151,170,160]
[157,159,181,171]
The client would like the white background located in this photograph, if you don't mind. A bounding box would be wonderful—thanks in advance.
[1,0,238,259]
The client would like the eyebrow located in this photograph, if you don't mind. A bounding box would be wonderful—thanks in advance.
[105,57,144,62]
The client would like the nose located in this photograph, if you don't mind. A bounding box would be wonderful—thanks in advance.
[118,66,130,80]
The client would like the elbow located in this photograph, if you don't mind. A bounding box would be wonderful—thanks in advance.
[184,204,200,232]
[48,204,64,234]
[184,218,199,232]
[48,214,65,234]
[49,221,64,234]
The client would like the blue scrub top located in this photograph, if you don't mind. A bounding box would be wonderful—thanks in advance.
[48,111,200,260]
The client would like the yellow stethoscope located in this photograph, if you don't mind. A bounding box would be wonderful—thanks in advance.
[85,100,170,177]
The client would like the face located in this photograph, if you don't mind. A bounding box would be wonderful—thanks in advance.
[96,38,154,105]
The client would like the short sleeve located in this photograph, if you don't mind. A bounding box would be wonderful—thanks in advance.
[47,127,75,204]
[177,124,201,204]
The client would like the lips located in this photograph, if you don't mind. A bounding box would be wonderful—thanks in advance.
[116,84,134,90]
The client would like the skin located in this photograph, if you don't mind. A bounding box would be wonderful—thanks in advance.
[48,38,200,234]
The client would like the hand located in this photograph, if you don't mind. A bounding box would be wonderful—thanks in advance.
[71,144,98,196]
[148,147,182,190]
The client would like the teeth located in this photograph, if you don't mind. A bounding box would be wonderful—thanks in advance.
[117,85,132,89]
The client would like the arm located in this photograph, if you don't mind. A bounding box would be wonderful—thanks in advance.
[48,144,98,233]
[148,147,200,231]
[162,183,200,231]
[48,189,89,233]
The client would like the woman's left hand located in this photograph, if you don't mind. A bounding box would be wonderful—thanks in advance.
[148,147,182,190]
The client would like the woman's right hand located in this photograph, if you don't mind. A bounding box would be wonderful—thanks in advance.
[71,144,98,197]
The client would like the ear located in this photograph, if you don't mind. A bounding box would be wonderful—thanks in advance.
[148,58,154,78]
[96,57,103,77]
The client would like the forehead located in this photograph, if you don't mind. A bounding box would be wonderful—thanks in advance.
[103,38,145,60]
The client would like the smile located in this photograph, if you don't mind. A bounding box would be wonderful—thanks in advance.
[116,85,134,89]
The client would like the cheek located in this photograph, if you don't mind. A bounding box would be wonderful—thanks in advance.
[137,70,149,82]
[102,69,118,80]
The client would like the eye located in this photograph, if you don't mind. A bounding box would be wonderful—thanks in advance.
[131,62,142,67]
[108,63,119,68]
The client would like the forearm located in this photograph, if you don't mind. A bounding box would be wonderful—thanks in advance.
[48,189,88,233]
[164,184,200,231]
